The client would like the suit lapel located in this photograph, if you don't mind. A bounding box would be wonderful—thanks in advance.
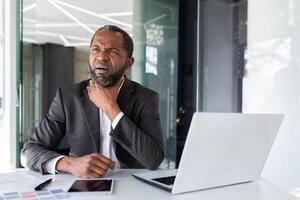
[117,78,135,114]
[80,90,100,152]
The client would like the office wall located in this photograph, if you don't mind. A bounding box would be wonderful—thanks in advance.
[244,0,300,194]
[42,44,74,115]
[21,46,90,143]
[74,49,89,83]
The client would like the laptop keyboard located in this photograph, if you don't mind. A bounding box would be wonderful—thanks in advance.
[152,176,176,185]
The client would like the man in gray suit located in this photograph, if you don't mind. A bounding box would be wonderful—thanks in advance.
[21,25,164,178]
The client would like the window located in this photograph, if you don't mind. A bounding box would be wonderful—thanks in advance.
[0,0,4,117]
[0,0,18,171]
[244,0,300,196]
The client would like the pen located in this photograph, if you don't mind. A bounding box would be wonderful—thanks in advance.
[34,178,52,191]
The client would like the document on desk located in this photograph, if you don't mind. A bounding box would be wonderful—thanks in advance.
[0,171,72,199]
[0,171,44,193]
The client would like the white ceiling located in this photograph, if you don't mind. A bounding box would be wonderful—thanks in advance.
[23,0,133,50]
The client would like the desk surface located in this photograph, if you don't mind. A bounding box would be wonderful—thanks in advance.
[0,169,298,200]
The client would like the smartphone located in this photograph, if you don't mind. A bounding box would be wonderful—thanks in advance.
[68,179,114,194]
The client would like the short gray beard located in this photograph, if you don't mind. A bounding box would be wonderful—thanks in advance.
[89,64,127,87]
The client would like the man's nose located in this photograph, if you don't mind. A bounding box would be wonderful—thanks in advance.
[96,50,109,62]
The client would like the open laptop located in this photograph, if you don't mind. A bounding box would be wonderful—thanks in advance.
[132,112,284,194]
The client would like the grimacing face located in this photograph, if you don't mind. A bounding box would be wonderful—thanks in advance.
[89,30,134,87]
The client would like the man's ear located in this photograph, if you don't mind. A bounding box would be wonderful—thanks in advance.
[126,57,134,69]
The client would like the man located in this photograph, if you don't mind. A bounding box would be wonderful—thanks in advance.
[21,25,164,178]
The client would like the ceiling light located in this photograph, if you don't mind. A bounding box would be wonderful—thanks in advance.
[52,0,133,29]
[23,3,36,13]
[59,35,69,46]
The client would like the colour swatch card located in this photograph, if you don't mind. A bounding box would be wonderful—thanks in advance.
[0,189,70,200]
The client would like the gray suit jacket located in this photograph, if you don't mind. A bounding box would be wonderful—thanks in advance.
[21,78,164,173]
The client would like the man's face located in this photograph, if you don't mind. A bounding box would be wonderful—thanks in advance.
[89,30,133,87]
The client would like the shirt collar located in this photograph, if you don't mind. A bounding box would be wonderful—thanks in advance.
[118,76,125,94]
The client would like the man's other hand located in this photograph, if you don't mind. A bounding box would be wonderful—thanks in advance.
[56,152,115,178]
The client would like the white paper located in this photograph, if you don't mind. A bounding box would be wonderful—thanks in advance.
[0,171,43,193]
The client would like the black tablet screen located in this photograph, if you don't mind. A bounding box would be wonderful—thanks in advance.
[68,179,112,192]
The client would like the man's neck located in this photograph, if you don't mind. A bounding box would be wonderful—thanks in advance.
[104,75,125,94]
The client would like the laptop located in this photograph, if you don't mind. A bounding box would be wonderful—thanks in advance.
[132,112,284,194]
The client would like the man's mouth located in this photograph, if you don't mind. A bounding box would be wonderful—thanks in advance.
[94,65,110,74]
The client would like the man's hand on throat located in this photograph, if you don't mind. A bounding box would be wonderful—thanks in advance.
[87,79,122,121]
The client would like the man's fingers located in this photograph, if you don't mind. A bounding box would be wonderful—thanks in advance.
[91,153,115,170]
[89,153,115,170]
[110,160,115,170]
[89,79,95,85]
[82,170,102,178]
[94,153,114,165]
[87,164,107,177]
[81,159,109,177]
[98,155,115,170]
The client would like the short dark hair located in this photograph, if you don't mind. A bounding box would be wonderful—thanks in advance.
[90,25,134,58]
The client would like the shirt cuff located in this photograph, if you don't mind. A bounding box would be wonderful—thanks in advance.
[20,152,28,169]
[111,112,124,129]
[44,155,65,174]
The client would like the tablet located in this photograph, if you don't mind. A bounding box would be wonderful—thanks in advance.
[67,179,114,194]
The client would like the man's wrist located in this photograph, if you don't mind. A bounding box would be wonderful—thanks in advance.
[54,156,66,173]
[43,155,65,174]
[56,156,73,173]
[106,105,121,121]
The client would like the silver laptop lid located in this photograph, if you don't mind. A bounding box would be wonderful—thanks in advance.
[172,112,284,194]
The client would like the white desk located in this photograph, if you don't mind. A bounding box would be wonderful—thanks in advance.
[0,169,298,200]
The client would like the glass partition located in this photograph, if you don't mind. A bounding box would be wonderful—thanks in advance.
[131,0,178,168]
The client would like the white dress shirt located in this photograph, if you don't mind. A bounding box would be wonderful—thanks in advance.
[99,110,122,169]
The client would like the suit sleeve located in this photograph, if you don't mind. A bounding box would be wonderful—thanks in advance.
[21,88,66,173]
[110,92,164,170]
